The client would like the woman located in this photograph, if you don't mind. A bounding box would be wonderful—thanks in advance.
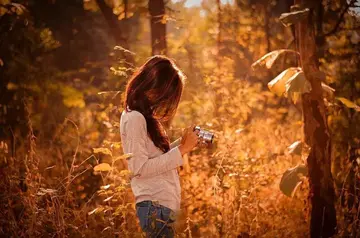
[120,55,198,237]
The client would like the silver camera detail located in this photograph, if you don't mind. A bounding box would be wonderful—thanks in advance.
[194,126,214,144]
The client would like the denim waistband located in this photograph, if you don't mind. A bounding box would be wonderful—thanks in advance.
[136,200,177,223]
[136,200,161,207]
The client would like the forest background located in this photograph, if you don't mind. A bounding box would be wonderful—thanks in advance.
[0,0,360,237]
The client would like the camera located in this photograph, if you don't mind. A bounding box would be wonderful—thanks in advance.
[194,126,214,144]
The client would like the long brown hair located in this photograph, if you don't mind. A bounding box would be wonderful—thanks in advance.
[124,55,185,152]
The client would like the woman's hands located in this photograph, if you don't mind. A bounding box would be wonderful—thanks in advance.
[178,126,198,156]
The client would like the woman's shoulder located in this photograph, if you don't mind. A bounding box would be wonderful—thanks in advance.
[121,110,146,124]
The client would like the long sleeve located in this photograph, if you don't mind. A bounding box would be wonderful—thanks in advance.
[170,138,182,149]
[122,111,183,179]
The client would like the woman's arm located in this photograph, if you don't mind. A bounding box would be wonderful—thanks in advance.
[170,138,182,149]
[124,112,183,179]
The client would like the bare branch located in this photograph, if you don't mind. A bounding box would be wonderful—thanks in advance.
[336,25,360,32]
[324,0,357,37]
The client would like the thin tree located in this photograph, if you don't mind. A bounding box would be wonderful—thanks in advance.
[95,0,134,63]
[217,0,222,66]
[264,3,271,52]
[148,0,167,55]
[294,0,337,237]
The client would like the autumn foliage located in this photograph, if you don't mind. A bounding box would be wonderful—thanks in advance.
[0,0,359,237]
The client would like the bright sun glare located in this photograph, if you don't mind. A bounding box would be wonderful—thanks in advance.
[177,0,234,8]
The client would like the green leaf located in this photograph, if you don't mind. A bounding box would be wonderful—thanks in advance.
[279,8,310,27]
[93,163,112,172]
[279,164,308,197]
[337,97,360,111]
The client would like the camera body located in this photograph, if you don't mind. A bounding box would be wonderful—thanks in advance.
[194,126,214,144]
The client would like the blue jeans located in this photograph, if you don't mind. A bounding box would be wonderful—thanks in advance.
[136,201,175,238]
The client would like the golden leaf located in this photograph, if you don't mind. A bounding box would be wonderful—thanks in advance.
[279,164,308,197]
[285,70,311,102]
[279,8,310,27]
[113,153,133,162]
[93,148,112,156]
[337,97,360,111]
[268,67,300,96]
[94,163,112,172]
[251,50,299,71]
[288,141,302,155]
[61,86,85,108]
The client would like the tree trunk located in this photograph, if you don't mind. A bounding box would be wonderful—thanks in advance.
[294,1,337,237]
[95,0,134,63]
[216,0,222,66]
[148,0,167,55]
[264,4,271,53]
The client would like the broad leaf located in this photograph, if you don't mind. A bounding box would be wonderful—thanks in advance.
[279,164,308,197]
[279,8,310,27]
[94,163,112,172]
[288,141,302,156]
[251,49,299,72]
[337,97,360,111]
[268,67,300,96]
[285,70,311,103]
